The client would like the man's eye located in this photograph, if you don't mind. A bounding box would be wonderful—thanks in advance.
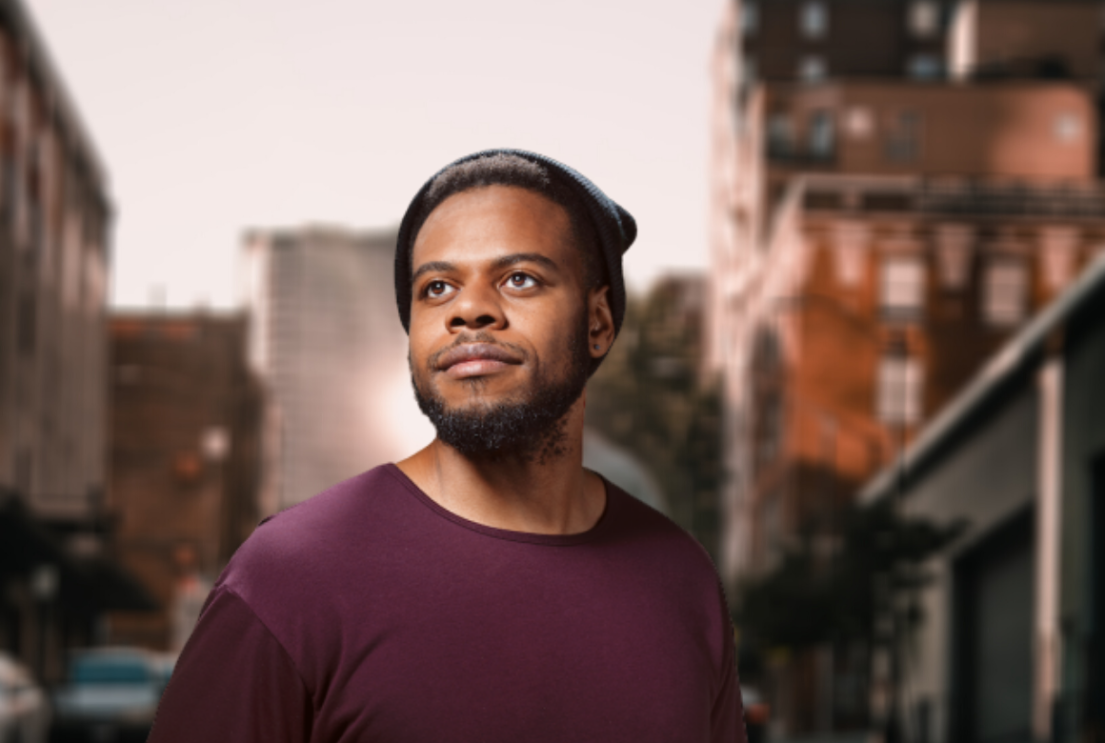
[505,272,537,290]
[425,280,454,298]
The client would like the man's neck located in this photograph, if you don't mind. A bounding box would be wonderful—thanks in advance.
[395,400,606,536]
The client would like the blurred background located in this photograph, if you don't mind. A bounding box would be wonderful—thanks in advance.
[0,0,1103,742]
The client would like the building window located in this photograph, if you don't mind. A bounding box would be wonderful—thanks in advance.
[880,257,926,318]
[808,109,836,159]
[908,54,943,80]
[935,225,974,290]
[799,55,827,82]
[886,111,922,161]
[742,55,758,88]
[832,222,870,286]
[877,354,923,425]
[767,113,795,157]
[909,1,941,36]
[800,1,829,38]
[983,260,1028,326]
[741,2,759,35]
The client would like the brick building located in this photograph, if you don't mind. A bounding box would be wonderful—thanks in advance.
[709,0,1105,737]
[107,312,264,650]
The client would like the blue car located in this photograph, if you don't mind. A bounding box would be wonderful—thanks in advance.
[52,648,173,743]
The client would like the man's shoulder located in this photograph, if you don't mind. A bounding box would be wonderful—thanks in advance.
[218,464,407,597]
[604,480,722,582]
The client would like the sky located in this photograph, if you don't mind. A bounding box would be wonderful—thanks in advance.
[24,0,724,310]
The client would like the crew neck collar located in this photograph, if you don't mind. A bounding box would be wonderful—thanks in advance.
[383,463,616,547]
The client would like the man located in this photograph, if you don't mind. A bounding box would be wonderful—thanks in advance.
[149,150,746,742]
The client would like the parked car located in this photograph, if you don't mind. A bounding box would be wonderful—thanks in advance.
[0,652,49,743]
[52,648,170,743]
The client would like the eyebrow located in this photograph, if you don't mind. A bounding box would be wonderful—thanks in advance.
[411,261,456,285]
[410,253,560,285]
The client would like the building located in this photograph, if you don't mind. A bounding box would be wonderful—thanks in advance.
[241,226,434,513]
[0,0,151,684]
[106,312,264,651]
[709,0,1105,735]
[858,250,1105,743]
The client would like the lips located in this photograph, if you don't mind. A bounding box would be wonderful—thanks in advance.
[434,342,523,379]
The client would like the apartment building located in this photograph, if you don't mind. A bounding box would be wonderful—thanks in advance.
[0,0,154,683]
[710,0,1105,737]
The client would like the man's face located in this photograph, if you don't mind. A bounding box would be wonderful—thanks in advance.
[407,185,595,459]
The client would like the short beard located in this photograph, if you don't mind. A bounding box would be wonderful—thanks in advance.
[411,319,592,464]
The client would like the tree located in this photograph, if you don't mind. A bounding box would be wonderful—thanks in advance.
[585,280,725,558]
[736,498,965,730]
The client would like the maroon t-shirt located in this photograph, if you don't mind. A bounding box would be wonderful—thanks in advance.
[149,464,746,742]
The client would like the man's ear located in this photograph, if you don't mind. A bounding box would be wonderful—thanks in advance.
[587,286,615,360]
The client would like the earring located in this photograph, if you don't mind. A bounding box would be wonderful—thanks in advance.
[593,344,601,350]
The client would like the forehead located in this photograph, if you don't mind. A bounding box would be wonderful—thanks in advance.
[411,185,575,268]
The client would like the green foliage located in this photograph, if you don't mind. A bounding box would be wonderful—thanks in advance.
[585,283,724,556]
[737,499,966,652]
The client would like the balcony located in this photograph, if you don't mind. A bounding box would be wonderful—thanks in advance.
[800,175,1105,219]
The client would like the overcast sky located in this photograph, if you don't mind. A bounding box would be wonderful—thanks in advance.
[25,0,722,309]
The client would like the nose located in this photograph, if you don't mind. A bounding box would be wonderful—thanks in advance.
[448,283,506,332]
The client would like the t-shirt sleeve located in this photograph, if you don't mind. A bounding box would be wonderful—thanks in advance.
[711,593,748,742]
[148,586,314,743]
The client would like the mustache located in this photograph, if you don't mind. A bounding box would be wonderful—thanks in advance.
[425,332,528,372]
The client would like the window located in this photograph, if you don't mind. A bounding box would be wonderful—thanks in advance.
[767,114,795,156]
[742,55,758,88]
[908,54,943,80]
[909,1,941,36]
[808,109,836,159]
[983,261,1028,326]
[886,111,922,161]
[801,1,828,37]
[880,257,926,318]
[935,225,974,290]
[832,222,870,286]
[877,355,923,424]
[741,2,759,35]
[799,55,827,82]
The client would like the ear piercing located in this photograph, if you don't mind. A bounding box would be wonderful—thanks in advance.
[593,344,601,350]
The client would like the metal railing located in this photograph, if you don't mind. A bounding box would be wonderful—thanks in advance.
[800,177,1105,219]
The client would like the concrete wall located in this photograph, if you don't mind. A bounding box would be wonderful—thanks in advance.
[1059,291,1105,725]
[899,380,1038,742]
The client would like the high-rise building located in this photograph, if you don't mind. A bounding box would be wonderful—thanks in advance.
[710,0,1105,737]
[241,226,434,513]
